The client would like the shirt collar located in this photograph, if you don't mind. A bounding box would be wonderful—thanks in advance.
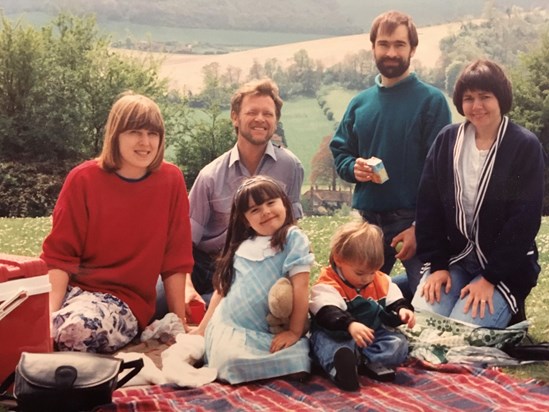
[264,140,277,160]
[228,144,240,168]
[228,141,277,168]
[331,263,369,293]
[375,72,416,89]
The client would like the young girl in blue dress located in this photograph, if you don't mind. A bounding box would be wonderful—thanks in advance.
[193,175,314,384]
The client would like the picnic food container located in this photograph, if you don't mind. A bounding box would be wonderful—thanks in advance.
[366,156,389,183]
[0,253,52,385]
[188,299,206,325]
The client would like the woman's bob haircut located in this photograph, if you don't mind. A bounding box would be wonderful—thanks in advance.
[453,59,513,116]
[98,92,165,173]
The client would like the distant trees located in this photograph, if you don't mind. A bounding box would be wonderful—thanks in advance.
[0,13,168,162]
[245,49,371,100]
[45,0,362,36]
[510,31,549,141]
[510,31,549,211]
[189,62,235,109]
[246,57,292,99]
[324,50,374,90]
[0,13,170,216]
[285,50,323,97]
[171,62,238,187]
[433,7,548,93]
[309,134,350,191]
[310,135,338,190]
[170,91,235,188]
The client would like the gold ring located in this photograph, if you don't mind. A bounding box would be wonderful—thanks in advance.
[481,300,486,303]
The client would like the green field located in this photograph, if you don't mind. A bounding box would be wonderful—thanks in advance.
[5,12,328,53]
[322,87,359,121]
[280,97,334,187]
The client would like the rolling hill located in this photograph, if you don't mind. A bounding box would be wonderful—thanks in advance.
[5,0,546,35]
[140,20,469,184]
[123,21,466,93]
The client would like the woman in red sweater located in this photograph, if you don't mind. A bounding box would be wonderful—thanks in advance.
[41,93,194,353]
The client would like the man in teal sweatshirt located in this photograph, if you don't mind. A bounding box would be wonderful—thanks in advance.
[330,10,451,299]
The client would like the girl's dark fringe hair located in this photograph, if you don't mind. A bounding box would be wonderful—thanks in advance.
[213,176,295,296]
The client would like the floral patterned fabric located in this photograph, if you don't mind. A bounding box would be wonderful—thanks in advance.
[401,309,528,365]
[52,286,139,353]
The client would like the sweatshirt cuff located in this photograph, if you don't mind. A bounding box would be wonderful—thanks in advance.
[429,260,449,273]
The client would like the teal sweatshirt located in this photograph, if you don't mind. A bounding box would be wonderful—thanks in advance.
[330,73,451,212]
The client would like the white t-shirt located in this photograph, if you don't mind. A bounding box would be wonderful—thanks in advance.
[458,125,489,234]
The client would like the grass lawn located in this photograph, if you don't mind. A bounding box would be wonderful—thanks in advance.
[282,96,335,187]
[321,87,360,122]
[1,214,548,382]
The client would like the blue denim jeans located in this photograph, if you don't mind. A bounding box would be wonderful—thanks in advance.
[360,209,423,296]
[309,327,408,378]
[411,256,512,328]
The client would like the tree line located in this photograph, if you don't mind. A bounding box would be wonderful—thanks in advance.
[1,8,548,217]
[5,0,361,36]
[11,0,542,36]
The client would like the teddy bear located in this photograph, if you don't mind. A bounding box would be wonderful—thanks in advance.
[266,277,294,334]
[266,277,309,335]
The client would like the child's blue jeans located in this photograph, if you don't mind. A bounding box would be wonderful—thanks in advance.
[310,327,408,379]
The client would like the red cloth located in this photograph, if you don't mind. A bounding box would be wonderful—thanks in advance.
[97,360,549,411]
[41,160,193,327]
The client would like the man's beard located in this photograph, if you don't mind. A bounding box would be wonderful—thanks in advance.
[376,56,411,79]
[239,129,272,146]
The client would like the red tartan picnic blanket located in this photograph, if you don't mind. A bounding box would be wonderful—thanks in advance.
[97,361,549,412]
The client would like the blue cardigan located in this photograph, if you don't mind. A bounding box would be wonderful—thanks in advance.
[415,119,545,311]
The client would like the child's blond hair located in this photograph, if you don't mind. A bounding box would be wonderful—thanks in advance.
[329,220,384,271]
